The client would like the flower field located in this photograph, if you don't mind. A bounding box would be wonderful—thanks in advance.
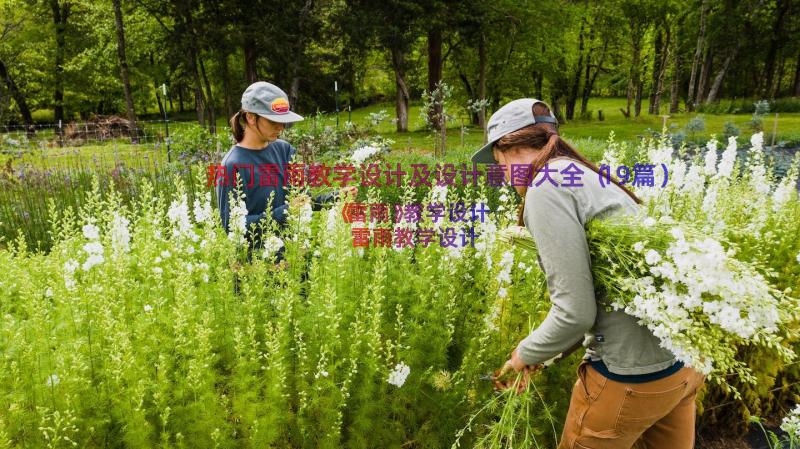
[1,131,799,448]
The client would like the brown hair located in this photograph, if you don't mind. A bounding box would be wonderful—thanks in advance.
[494,103,642,226]
[230,109,247,142]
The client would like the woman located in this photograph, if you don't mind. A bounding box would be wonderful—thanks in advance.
[471,99,705,449]
[216,81,355,257]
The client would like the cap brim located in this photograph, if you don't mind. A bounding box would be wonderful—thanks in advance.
[470,140,497,164]
[256,111,304,123]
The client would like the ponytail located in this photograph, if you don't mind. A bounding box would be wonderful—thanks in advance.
[497,105,642,226]
[230,109,246,143]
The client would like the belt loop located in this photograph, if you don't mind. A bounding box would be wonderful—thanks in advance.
[577,361,590,400]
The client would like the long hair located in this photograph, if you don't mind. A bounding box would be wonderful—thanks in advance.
[494,103,642,226]
[230,109,247,143]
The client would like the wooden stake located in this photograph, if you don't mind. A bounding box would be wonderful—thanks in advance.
[771,113,779,149]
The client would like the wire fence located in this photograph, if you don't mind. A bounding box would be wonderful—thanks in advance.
[0,118,226,158]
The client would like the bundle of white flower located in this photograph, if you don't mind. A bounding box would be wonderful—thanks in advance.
[781,404,800,442]
[499,216,799,396]
[351,145,382,164]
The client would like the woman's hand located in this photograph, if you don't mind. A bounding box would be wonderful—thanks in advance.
[493,347,543,394]
[290,193,311,210]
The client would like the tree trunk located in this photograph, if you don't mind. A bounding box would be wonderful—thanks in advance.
[650,25,671,115]
[0,59,35,135]
[478,32,487,134]
[630,34,643,118]
[50,0,70,127]
[243,38,258,84]
[199,56,216,134]
[534,70,543,100]
[773,54,786,98]
[793,51,800,97]
[686,0,707,112]
[566,17,586,120]
[634,77,643,117]
[695,50,712,106]
[669,34,681,113]
[154,80,165,118]
[221,53,233,119]
[549,94,564,124]
[763,0,788,98]
[390,45,409,133]
[289,77,300,112]
[457,71,478,125]
[189,52,205,127]
[581,37,607,116]
[427,29,443,130]
[706,44,740,104]
[112,0,137,140]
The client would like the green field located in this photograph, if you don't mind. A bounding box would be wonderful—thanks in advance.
[5,97,799,172]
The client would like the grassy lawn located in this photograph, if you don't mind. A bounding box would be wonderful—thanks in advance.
[8,97,799,170]
[312,97,800,145]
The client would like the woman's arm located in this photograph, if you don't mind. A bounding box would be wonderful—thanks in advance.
[516,181,596,366]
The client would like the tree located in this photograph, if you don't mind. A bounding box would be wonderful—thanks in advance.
[50,0,70,125]
[342,0,424,132]
[112,0,137,130]
[686,0,707,111]
[620,0,655,118]
[0,1,35,132]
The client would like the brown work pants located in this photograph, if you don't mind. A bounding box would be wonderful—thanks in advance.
[558,360,705,449]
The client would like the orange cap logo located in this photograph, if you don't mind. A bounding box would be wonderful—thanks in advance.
[271,98,289,114]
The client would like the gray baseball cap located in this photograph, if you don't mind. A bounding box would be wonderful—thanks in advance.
[470,98,558,164]
[241,81,304,126]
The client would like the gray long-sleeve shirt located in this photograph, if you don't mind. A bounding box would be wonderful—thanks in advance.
[517,156,676,375]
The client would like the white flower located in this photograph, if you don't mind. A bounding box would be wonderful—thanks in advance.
[496,250,515,284]
[194,193,215,226]
[153,266,163,274]
[430,184,448,204]
[64,259,79,290]
[388,362,411,387]
[110,213,130,255]
[716,136,738,179]
[227,196,248,244]
[82,224,100,240]
[263,235,285,258]
[81,238,106,270]
[681,164,704,196]
[351,145,381,164]
[144,304,153,313]
[703,138,718,176]
[750,131,764,151]
[83,241,104,255]
[497,287,508,298]
[46,374,59,387]
[643,217,657,227]
[160,250,171,258]
[45,287,53,297]
[82,254,105,271]
[633,242,645,253]
[781,404,800,439]
[168,196,195,239]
